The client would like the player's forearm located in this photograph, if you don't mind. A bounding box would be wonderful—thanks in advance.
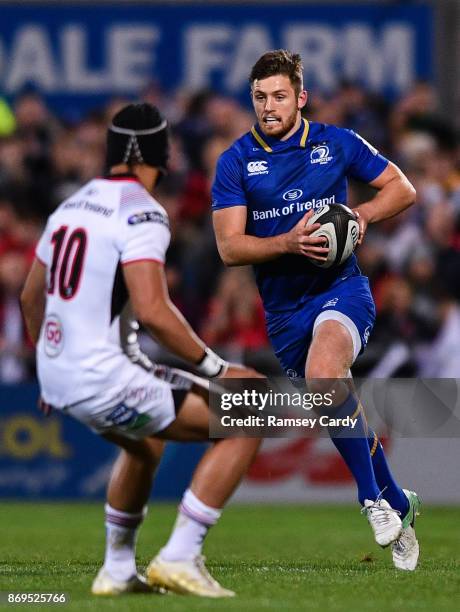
[20,297,44,345]
[20,260,47,346]
[140,300,207,365]
[356,173,416,224]
[218,232,288,266]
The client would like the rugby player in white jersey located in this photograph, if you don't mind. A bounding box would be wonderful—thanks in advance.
[21,103,261,598]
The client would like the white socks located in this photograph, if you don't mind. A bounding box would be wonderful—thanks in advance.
[104,491,222,573]
[103,503,146,581]
[160,489,222,561]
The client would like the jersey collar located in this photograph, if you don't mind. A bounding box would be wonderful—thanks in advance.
[251,118,310,153]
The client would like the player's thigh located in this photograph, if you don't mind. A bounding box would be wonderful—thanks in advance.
[155,389,211,441]
[306,319,354,379]
[306,275,376,378]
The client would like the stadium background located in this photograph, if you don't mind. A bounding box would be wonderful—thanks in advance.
[0,0,459,504]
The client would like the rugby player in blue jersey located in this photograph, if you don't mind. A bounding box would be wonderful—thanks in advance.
[212,50,420,570]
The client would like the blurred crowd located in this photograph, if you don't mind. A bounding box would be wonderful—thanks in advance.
[0,79,459,383]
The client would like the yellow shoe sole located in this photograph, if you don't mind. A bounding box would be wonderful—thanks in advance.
[146,562,234,598]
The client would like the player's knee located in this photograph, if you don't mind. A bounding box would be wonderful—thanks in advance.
[306,360,340,380]
[214,437,261,459]
[145,438,165,468]
[128,438,164,469]
[306,361,323,380]
[306,323,354,380]
[238,437,261,458]
[304,369,336,401]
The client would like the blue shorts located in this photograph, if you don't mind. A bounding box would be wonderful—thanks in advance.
[266,275,376,381]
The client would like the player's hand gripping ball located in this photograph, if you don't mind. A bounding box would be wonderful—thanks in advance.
[305,203,359,269]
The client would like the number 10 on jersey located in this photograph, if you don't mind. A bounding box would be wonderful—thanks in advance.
[48,226,88,300]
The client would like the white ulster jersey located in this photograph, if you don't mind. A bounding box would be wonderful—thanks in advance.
[35,174,170,408]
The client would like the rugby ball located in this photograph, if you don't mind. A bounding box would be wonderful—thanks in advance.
[306,203,359,269]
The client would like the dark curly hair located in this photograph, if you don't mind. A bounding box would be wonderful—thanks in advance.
[250,50,304,95]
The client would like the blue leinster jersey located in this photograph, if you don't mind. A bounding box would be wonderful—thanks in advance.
[212,119,388,313]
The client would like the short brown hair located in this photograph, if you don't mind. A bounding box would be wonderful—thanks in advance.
[250,50,303,95]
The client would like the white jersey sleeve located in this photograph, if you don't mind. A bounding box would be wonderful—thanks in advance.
[117,184,171,265]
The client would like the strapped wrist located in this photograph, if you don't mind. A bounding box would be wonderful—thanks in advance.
[196,348,228,378]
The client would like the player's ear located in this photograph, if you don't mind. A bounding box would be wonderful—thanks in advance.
[298,90,308,110]
[249,85,254,104]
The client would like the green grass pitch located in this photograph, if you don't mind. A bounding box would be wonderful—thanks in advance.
[0,503,458,611]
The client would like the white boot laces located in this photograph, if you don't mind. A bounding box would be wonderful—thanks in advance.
[361,488,401,526]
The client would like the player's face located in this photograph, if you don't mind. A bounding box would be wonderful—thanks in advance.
[251,75,307,139]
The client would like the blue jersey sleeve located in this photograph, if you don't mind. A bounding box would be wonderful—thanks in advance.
[341,128,389,183]
[211,147,247,210]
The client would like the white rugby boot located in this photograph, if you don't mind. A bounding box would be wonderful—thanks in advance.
[363,497,402,547]
[146,554,235,598]
[391,489,421,571]
[91,567,153,595]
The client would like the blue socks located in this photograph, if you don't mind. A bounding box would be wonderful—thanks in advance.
[326,391,409,516]
[327,392,380,505]
[366,429,409,517]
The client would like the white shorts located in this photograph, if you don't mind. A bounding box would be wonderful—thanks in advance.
[62,363,196,440]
